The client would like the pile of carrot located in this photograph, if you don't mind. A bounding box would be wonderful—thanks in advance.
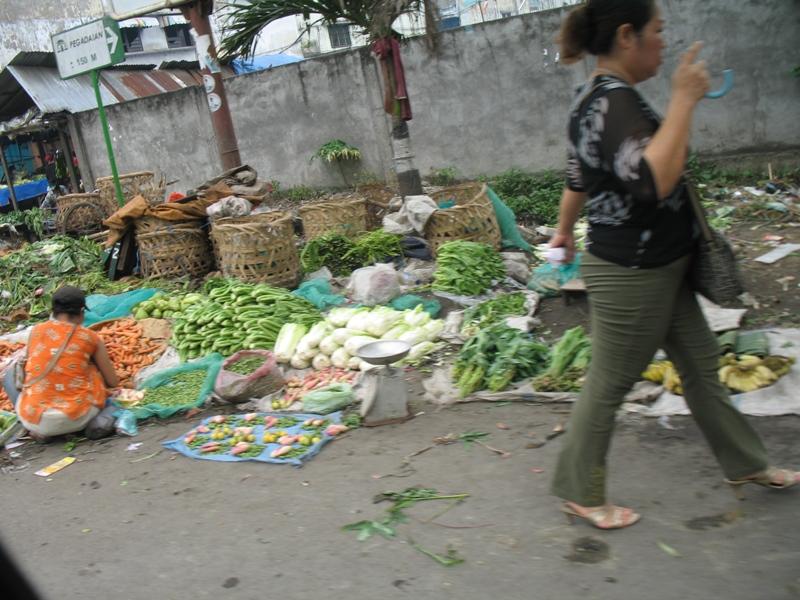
[0,340,24,360]
[0,341,25,411]
[93,319,165,387]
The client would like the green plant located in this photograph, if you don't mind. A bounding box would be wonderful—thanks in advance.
[285,185,319,203]
[428,167,457,186]
[488,168,563,225]
[312,139,361,163]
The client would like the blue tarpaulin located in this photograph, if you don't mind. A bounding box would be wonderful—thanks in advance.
[231,54,303,75]
[0,179,48,206]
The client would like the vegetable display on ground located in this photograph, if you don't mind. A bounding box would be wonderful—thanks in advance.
[453,322,549,396]
[460,292,528,336]
[432,241,506,296]
[171,279,322,360]
[93,319,166,387]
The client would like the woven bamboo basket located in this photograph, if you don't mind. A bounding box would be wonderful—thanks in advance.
[96,171,165,208]
[135,215,203,235]
[425,183,501,255]
[211,212,300,287]
[357,184,396,230]
[56,193,116,235]
[299,196,367,240]
[136,222,214,279]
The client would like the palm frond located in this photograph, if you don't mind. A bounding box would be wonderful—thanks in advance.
[219,0,429,59]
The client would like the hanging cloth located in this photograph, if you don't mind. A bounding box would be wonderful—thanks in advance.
[372,37,412,121]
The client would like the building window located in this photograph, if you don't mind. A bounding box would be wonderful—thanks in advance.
[165,24,194,49]
[327,24,351,49]
[121,27,143,53]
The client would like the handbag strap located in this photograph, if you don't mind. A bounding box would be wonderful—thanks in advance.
[684,178,714,243]
[22,323,79,390]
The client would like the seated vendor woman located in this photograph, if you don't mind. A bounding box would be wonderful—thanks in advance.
[8,286,119,441]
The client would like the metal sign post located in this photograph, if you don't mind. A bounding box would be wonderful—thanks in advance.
[52,17,125,206]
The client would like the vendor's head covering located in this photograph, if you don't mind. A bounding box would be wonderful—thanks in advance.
[52,286,86,316]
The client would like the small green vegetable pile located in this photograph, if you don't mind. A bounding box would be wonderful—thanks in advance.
[0,208,46,238]
[432,241,506,296]
[461,292,527,335]
[454,323,549,396]
[532,326,592,392]
[171,279,322,360]
[140,370,207,407]
[0,236,133,318]
[343,487,469,566]
[300,230,403,276]
[133,292,205,320]
[226,357,265,376]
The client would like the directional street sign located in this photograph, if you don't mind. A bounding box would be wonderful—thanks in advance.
[52,17,124,79]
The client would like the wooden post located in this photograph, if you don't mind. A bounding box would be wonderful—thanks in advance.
[0,144,19,211]
[58,127,79,193]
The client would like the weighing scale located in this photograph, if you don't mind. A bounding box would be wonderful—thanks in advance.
[357,340,413,427]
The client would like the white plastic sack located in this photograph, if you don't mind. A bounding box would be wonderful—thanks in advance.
[206,195,253,220]
[382,196,438,235]
[347,264,401,306]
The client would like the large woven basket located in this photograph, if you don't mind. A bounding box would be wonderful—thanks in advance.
[137,221,214,279]
[211,212,300,288]
[56,193,116,235]
[425,183,501,255]
[299,196,367,240]
[97,171,165,208]
[357,184,396,230]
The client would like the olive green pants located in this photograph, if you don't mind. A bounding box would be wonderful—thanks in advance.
[551,252,768,506]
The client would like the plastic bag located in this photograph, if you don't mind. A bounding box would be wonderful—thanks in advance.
[390,294,441,318]
[398,259,436,286]
[347,264,401,305]
[206,195,253,220]
[134,353,224,419]
[383,196,438,235]
[293,278,346,311]
[501,252,532,284]
[84,289,159,327]
[113,409,139,436]
[528,253,582,297]
[214,350,285,404]
[301,383,354,414]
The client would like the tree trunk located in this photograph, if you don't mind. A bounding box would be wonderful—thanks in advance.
[384,55,422,196]
[390,116,423,196]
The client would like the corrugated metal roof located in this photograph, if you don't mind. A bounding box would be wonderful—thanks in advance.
[6,66,118,114]
[0,51,223,122]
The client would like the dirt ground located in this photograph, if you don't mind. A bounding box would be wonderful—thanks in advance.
[1,402,799,600]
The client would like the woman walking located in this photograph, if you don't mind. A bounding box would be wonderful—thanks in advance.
[550,0,798,529]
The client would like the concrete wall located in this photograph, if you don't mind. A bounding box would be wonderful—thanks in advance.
[74,0,800,191]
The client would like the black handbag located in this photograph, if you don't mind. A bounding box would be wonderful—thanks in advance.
[685,182,744,306]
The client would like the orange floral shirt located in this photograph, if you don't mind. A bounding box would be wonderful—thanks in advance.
[17,321,107,425]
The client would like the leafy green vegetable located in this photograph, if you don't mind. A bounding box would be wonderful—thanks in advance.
[461,292,527,335]
[343,230,403,266]
[454,323,549,396]
[547,326,591,377]
[432,241,506,296]
[300,233,360,276]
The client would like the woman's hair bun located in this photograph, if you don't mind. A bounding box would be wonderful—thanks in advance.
[558,4,593,64]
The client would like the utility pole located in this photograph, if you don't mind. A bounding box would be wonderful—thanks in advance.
[182,0,241,170]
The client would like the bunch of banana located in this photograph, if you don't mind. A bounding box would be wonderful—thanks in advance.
[762,355,795,378]
[718,354,779,393]
[642,361,671,383]
[642,360,683,394]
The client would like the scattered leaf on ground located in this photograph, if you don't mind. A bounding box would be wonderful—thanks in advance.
[657,541,682,557]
